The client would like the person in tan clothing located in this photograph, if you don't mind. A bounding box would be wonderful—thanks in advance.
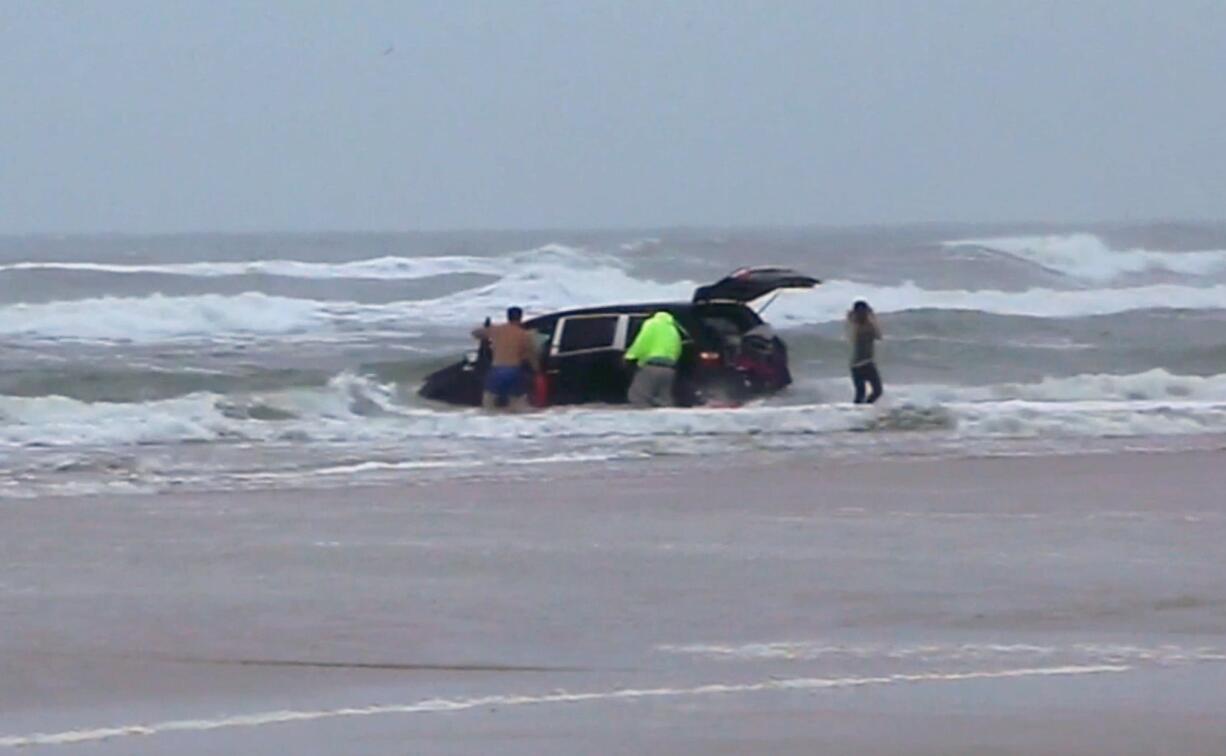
[846,300,883,404]
[471,307,541,411]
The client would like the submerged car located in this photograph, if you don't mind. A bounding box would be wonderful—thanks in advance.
[418,266,820,407]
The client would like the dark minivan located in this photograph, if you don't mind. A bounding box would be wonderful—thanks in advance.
[418,267,819,407]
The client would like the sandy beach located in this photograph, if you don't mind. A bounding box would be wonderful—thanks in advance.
[2,446,1225,754]
[8,0,1226,750]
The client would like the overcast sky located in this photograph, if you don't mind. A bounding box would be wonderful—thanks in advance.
[2,0,1223,233]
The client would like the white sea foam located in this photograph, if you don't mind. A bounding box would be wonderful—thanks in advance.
[10,278,1224,345]
[0,245,682,342]
[808,369,1226,405]
[766,279,1226,326]
[0,244,605,281]
[6,237,1226,343]
[385,253,1226,326]
[620,237,663,252]
[5,371,1226,449]
[0,255,507,280]
[945,233,1226,282]
[0,373,401,447]
[0,292,330,342]
[657,639,1226,665]
[0,665,1128,747]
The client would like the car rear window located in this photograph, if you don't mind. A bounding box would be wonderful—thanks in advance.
[702,316,744,338]
[698,304,761,333]
[558,316,618,352]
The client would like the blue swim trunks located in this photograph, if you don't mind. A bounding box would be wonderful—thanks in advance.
[484,366,527,398]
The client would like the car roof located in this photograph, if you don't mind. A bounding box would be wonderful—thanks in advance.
[523,301,753,325]
[524,302,685,322]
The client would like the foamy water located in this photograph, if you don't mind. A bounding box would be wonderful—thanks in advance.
[3,226,1225,495]
[7,278,1226,343]
[0,664,1130,747]
[945,233,1226,282]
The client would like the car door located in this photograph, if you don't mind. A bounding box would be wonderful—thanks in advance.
[692,267,819,304]
[548,314,627,404]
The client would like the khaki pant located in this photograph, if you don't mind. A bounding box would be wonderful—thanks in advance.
[628,364,675,407]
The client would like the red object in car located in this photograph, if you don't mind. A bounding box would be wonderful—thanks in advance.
[531,373,550,407]
[734,356,778,387]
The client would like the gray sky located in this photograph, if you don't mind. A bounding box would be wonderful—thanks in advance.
[2,0,1224,233]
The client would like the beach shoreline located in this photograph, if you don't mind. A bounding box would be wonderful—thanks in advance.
[4,445,1226,754]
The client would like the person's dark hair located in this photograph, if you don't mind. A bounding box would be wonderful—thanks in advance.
[506,306,523,323]
[850,300,872,325]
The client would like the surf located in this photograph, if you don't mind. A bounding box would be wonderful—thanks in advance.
[944,233,1226,283]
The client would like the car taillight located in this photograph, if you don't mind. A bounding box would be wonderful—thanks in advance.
[699,351,721,365]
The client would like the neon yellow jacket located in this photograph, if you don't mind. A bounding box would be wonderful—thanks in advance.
[625,312,682,363]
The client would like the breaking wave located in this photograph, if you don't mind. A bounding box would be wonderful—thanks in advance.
[840,369,1226,405]
[766,280,1226,327]
[5,269,1226,346]
[0,243,621,283]
[7,231,1225,495]
[4,370,1226,449]
[0,292,332,342]
[0,245,682,343]
[0,373,402,447]
[5,241,1226,344]
[0,254,507,280]
[944,233,1226,282]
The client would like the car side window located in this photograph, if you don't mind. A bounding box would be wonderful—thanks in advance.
[626,315,649,345]
[531,320,555,350]
[557,316,619,353]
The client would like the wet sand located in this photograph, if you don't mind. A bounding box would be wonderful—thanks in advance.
[3,448,1226,754]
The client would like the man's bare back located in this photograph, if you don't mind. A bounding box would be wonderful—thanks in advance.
[471,322,540,371]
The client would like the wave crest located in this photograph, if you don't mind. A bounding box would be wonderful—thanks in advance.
[4,370,1226,448]
[945,233,1226,282]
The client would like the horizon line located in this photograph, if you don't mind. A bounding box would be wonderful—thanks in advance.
[2,217,1224,239]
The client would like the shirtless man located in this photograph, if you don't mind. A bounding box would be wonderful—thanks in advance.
[471,307,541,411]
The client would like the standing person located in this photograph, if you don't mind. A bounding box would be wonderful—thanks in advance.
[847,300,883,404]
[624,311,683,407]
[471,307,540,412]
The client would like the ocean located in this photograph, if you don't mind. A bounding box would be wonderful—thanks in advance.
[3,224,1225,497]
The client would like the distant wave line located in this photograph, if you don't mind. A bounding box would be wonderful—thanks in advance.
[0,664,1130,747]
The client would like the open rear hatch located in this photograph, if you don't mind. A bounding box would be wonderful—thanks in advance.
[692,266,820,304]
